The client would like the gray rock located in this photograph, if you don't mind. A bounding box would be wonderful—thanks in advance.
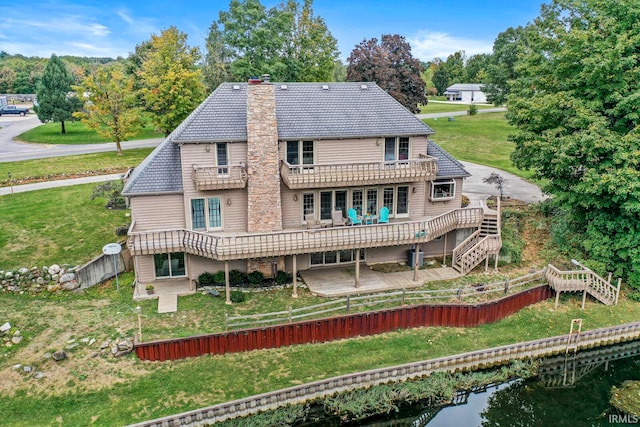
[59,273,75,284]
[11,336,22,344]
[52,350,67,361]
[80,337,90,343]
[89,338,96,346]
[33,371,44,380]
[61,281,79,291]
[50,274,59,282]
[4,271,13,279]
[13,330,21,336]
[99,339,111,350]
[12,363,21,370]
[110,344,118,355]
[43,352,51,359]
[65,343,79,350]
[35,277,45,285]
[18,267,29,275]
[89,351,100,358]
[23,365,32,373]
[66,338,76,344]
[47,284,60,292]
[48,264,61,275]
[0,322,10,332]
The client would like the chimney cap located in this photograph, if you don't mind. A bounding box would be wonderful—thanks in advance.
[261,74,271,82]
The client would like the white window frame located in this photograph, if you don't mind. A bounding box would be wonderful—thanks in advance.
[215,142,229,175]
[286,140,315,172]
[430,179,456,201]
[384,136,410,163]
[190,197,223,230]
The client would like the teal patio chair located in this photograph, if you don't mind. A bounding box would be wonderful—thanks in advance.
[348,208,362,225]
[378,206,390,224]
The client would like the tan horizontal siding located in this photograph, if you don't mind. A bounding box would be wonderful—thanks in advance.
[131,195,185,231]
[424,178,464,217]
[281,185,302,229]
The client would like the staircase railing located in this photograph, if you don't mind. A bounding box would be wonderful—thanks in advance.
[545,264,620,306]
[453,235,502,274]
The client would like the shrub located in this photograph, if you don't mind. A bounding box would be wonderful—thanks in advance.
[91,181,126,210]
[229,269,246,286]
[467,103,478,115]
[247,270,264,286]
[230,290,245,303]
[461,195,470,208]
[197,272,216,287]
[213,270,225,285]
[275,270,291,285]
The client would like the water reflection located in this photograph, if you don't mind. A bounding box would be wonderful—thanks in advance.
[327,340,640,427]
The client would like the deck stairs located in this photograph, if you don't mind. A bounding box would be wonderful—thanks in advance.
[452,199,502,274]
[545,264,620,306]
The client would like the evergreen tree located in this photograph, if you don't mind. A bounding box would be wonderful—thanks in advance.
[34,54,81,134]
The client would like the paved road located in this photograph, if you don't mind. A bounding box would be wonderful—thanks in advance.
[460,161,547,204]
[0,114,161,162]
[415,107,506,120]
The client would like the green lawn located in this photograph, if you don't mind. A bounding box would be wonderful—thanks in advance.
[16,120,163,144]
[0,148,153,186]
[0,273,638,426]
[0,183,130,269]
[424,112,534,179]
[418,102,495,114]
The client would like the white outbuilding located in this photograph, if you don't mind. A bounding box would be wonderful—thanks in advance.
[444,83,487,103]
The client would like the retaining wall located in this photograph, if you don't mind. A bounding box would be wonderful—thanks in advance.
[135,285,553,361]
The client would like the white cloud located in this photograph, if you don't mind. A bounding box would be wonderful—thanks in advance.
[408,31,493,62]
[117,10,134,25]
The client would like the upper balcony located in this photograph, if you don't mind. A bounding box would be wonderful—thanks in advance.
[280,154,438,189]
[127,207,483,261]
[192,164,247,191]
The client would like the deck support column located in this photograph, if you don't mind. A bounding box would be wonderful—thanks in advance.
[355,249,360,288]
[413,243,420,282]
[494,253,499,270]
[581,288,587,309]
[292,255,298,298]
[225,261,231,305]
[485,255,489,272]
[442,234,447,266]
[555,290,560,309]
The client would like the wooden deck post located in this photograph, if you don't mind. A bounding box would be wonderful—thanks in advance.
[581,288,587,309]
[485,255,489,272]
[615,278,622,305]
[555,290,560,309]
[413,243,420,282]
[494,253,499,270]
[355,249,360,288]
[292,255,298,298]
[225,261,231,305]
[442,234,447,266]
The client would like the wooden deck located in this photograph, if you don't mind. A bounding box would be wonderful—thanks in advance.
[280,155,438,189]
[128,207,484,261]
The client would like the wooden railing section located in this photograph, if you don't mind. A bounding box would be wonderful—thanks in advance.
[545,264,620,306]
[128,322,640,427]
[280,155,438,189]
[191,164,247,190]
[452,235,502,275]
[128,207,484,260]
[225,269,546,330]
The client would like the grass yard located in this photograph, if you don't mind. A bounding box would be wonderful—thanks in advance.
[418,102,495,114]
[16,120,163,144]
[424,112,534,179]
[0,272,638,426]
[0,183,130,270]
[0,148,153,187]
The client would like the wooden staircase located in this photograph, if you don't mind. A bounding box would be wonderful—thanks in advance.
[545,264,620,306]
[452,200,502,274]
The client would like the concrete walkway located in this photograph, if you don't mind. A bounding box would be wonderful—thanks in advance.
[0,173,124,196]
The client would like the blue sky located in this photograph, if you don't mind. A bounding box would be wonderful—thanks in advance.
[0,0,544,61]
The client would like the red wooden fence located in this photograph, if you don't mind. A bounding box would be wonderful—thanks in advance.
[135,285,554,361]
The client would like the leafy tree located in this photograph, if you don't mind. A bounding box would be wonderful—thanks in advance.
[483,172,506,199]
[0,66,16,93]
[484,26,527,105]
[204,0,338,87]
[346,34,426,112]
[431,64,450,95]
[72,63,143,155]
[34,54,82,134]
[332,59,347,82]
[137,26,205,136]
[205,0,292,84]
[508,0,640,289]
[431,52,466,95]
[280,0,339,82]
[465,53,491,83]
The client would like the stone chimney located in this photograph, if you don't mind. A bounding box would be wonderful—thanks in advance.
[246,77,283,233]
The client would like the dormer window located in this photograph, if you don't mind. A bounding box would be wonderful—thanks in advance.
[431,179,456,201]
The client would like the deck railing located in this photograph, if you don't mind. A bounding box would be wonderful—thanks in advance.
[128,207,484,260]
[280,155,438,189]
[191,164,247,190]
[545,264,620,306]
[452,235,502,274]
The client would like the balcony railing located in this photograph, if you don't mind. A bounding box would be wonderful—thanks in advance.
[192,164,247,190]
[280,155,438,189]
[128,207,483,261]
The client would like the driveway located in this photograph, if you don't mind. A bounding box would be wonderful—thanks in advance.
[461,161,547,204]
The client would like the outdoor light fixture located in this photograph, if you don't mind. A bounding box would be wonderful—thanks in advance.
[293,195,298,201]
[227,199,232,206]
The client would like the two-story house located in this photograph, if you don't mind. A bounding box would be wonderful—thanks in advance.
[123,77,501,299]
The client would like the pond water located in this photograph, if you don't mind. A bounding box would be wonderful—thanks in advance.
[301,340,640,426]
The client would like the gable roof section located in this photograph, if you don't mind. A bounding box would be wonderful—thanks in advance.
[122,134,183,196]
[446,83,485,92]
[171,82,435,143]
[428,141,470,179]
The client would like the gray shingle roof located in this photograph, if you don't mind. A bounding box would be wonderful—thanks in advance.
[171,82,435,142]
[122,134,183,196]
[428,141,470,179]
[445,83,485,92]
